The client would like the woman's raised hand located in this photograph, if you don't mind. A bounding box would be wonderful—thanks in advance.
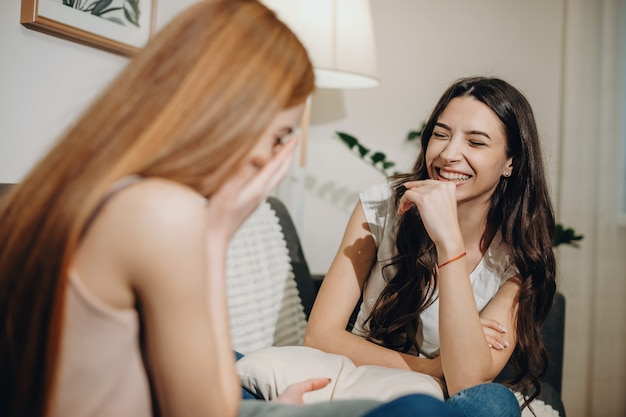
[398,180,461,249]
[204,138,298,243]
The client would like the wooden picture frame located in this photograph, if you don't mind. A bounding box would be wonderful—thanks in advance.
[21,0,156,57]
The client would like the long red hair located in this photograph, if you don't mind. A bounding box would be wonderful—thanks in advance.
[0,1,314,416]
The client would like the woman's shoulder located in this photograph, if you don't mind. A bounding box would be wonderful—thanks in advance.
[360,180,393,203]
[109,178,205,224]
[108,178,207,247]
[84,177,207,260]
[358,181,398,246]
[73,178,208,310]
[115,176,203,203]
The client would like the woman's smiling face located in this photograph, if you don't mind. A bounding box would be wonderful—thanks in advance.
[425,96,513,207]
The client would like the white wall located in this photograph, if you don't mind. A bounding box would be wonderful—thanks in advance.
[1,1,625,417]
[0,3,122,182]
[0,0,195,183]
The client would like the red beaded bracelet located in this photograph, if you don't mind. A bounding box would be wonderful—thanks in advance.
[437,252,467,269]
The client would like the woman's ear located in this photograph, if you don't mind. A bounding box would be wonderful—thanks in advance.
[503,158,514,177]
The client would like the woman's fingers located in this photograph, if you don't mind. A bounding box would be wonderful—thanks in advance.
[398,180,456,212]
[273,378,331,404]
[480,318,509,350]
[204,138,298,240]
[480,318,507,333]
[241,136,298,199]
[255,137,299,195]
[398,196,415,214]
[397,180,460,247]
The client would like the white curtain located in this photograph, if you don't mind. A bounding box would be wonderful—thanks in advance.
[558,1,626,416]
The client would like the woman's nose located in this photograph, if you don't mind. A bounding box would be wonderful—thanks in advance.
[439,137,462,162]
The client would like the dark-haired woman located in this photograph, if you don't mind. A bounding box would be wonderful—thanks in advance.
[304,76,556,417]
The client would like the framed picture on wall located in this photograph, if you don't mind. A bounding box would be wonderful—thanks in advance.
[21,0,156,57]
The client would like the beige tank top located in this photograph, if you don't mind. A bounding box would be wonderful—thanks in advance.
[50,176,153,417]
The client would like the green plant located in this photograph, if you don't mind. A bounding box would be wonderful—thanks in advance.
[553,224,584,248]
[334,130,583,248]
[335,131,398,176]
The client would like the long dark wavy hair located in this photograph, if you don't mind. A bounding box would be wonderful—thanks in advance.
[365,76,556,408]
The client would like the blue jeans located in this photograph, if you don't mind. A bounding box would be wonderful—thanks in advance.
[446,382,521,417]
[363,393,463,417]
[365,383,520,417]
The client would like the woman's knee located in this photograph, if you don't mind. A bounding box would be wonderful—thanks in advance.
[446,383,520,417]
[365,394,464,417]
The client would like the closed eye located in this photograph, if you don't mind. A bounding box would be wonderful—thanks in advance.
[433,123,450,139]
[272,128,300,153]
[279,128,300,144]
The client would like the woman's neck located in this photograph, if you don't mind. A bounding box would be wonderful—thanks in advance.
[457,200,492,254]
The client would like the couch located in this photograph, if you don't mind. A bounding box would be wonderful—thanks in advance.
[226,195,567,417]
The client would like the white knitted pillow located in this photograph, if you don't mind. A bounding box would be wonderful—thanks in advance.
[226,201,307,354]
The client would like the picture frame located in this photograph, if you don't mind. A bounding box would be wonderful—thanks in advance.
[21,0,156,57]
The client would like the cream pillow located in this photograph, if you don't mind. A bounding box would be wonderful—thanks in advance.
[236,346,445,403]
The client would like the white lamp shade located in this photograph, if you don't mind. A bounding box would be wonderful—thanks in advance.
[263,0,379,89]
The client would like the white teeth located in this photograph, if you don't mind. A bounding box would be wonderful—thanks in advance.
[439,170,470,181]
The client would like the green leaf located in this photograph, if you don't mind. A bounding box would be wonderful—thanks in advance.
[126,0,140,15]
[357,144,369,157]
[382,161,396,170]
[90,0,114,15]
[370,152,386,164]
[124,0,140,26]
[124,7,140,26]
[553,224,584,247]
[336,131,359,149]
[406,122,426,141]
[407,130,421,141]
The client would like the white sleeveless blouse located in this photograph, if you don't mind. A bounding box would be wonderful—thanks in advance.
[351,181,518,358]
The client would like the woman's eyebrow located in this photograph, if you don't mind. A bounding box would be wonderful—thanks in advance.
[435,122,492,141]
[467,130,492,140]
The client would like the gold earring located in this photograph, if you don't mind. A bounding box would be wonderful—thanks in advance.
[504,171,511,177]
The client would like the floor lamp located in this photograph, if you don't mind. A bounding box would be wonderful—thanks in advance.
[262,0,379,230]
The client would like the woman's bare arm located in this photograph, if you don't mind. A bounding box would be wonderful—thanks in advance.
[400,180,519,395]
[304,201,443,377]
[101,180,240,417]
